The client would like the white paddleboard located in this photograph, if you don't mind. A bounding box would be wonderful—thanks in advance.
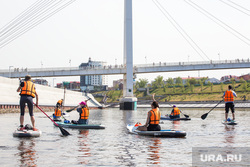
[222,120,238,125]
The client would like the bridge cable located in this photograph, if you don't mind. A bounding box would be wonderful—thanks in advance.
[0,0,76,49]
[0,0,53,40]
[0,0,68,46]
[226,0,250,13]
[184,0,250,46]
[0,0,44,34]
[152,0,210,61]
[219,0,250,17]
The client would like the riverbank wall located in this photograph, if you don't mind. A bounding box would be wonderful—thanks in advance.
[0,76,103,112]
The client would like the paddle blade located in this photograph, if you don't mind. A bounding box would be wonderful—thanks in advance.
[58,126,70,136]
[201,113,208,120]
[65,109,74,113]
[184,114,189,118]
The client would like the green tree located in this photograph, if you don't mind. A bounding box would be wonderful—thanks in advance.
[220,82,224,92]
[191,85,194,93]
[166,78,174,86]
[152,76,164,89]
[243,81,247,91]
[200,82,203,92]
[210,83,213,92]
[136,78,148,88]
[230,78,236,89]
[200,77,208,84]
[181,84,185,93]
[189,78,197,85]
[175,77,183,85]
[240,78,245,83]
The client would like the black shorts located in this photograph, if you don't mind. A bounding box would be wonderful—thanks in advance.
[147,124,161,131]
[20,95,34,116]
[225,102,235,113]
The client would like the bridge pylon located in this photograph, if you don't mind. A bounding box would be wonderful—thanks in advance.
[119,0,137,110]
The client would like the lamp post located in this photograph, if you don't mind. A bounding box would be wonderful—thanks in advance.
[9,66,13,78]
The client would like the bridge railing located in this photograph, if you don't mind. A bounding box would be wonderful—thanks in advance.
[134,58,250,68]
[0,58,249,73]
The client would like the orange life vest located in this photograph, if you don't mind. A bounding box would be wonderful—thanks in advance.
[149,108,160,124]
[54,108,61,117]
[20,81,36,98]
[80,107,89,120]
[171,107,180,116]
[224,90,234,102]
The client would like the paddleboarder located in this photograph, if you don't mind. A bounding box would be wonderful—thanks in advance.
[57,99,64,107]
[53,104,62,121]
[72,100,89,124]
[137,93,161,131]
[222,85,237,122]
[169,105,181,119]
[16,75,39,131]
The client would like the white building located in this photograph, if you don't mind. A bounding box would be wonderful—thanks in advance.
[79,58,108,91]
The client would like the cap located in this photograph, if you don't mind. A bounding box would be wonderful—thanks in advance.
[79,101,86,105]
[173,105,176,107]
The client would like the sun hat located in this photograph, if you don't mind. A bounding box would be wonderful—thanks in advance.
[79,101,86,105]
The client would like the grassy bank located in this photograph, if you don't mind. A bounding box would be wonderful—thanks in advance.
[93,82,250,103]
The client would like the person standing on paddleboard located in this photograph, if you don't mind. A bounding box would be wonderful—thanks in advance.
[17,75,39,131]
[222,85,237,122]
[137,93,161,131]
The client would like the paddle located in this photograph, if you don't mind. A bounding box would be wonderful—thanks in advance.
[65,105,78,113]
[167,104,189,118]
[201,100,223,120]
[65,98,91,113]
[34,103,70,136]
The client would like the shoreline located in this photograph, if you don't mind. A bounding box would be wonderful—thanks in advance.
[1,100,249,114]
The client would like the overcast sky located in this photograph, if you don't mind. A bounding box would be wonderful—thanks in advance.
[0,0,249,86]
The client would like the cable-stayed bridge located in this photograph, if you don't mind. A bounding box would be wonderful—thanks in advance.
[1,59,249,78]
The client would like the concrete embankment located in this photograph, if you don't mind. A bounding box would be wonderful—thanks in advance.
[0,76,103,114]
[104,100,250,109]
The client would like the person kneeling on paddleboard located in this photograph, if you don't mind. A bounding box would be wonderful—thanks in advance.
[137,93,161,131]
[71,101,89,124]
[169,105,181,119]
[53,104,62,121]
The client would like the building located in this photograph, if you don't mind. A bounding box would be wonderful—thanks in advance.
[240,73,250,81]
[56,81,80,91]
[113,79,123,90]
[220,75,239,82]
[32,79,48,86]
[205,78,221,84]
[79,58,108,91]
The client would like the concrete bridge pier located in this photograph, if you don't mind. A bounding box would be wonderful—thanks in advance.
[119,0,137,110]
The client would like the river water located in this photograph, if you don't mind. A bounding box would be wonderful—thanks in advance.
[0,107,250,166]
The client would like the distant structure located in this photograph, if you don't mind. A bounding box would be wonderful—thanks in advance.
[220,75,239,82]
[79,57,108,92]
[56,81,80,91]
[32,79,48,86]
[205,78,221,84]
[239,73,250,81]
[113,79,123,90]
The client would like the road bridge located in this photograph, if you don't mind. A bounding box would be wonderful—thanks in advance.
[0,59,249,78]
